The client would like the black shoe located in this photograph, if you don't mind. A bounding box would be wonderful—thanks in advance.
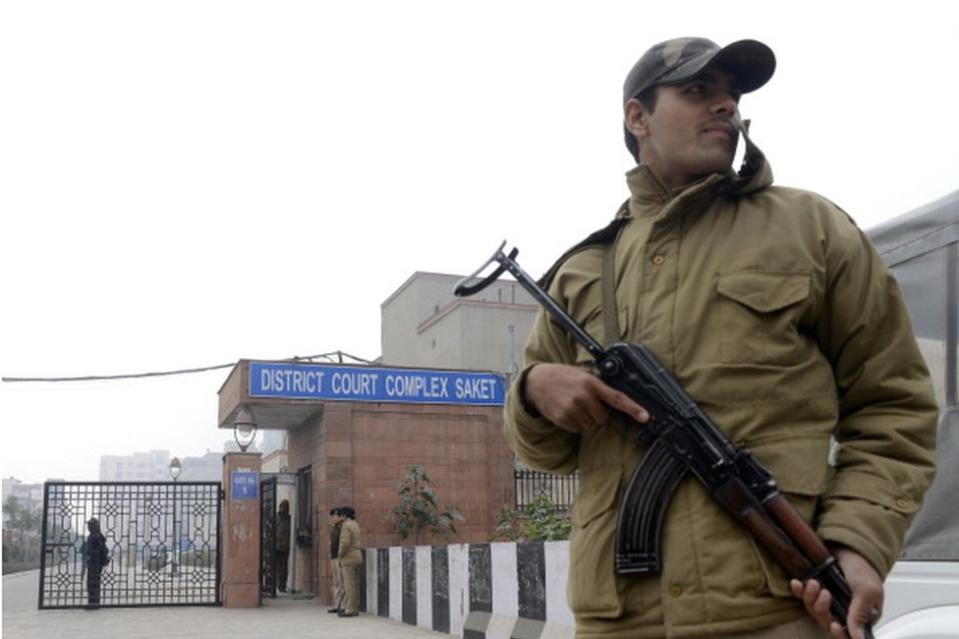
[337,611,358,617]
[327,607,341,613]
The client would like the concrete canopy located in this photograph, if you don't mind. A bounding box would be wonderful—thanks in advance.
[217,360,325,431]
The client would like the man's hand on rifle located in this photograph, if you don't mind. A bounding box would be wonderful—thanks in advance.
[789,546,883,639]
[524,363,649,433]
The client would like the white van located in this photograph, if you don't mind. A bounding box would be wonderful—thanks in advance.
[868,190,959,638]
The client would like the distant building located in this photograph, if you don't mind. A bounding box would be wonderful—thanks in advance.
[380,272,537,376]
[97,442,263,483]
[177,451,223,482]
[260,435,291,499]
[222,439,260,454]
[260,430,286,459]
[99,449,171,481]
[2,476,43,517]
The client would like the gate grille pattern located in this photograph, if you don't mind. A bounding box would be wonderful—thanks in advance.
[39,481,221,609]
[259,476,277,598]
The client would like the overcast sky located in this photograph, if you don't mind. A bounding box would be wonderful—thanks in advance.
[2,1,956,484]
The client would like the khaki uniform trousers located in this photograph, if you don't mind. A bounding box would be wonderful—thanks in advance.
[340,561,360,614]
[712,616,827,639]
[331,558,344,609]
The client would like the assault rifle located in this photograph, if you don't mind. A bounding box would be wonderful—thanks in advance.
[455,242,873,639]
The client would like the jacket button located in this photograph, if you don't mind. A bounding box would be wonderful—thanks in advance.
[668,585,682,597]
[652,255,666,265]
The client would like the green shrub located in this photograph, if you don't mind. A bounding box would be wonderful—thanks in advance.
[386,465,464,544]
[494,495,570,542]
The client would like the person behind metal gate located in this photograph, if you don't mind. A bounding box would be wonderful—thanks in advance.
[83,517,109,609]
[327,507,345,613]
[336,506,362,618]
[503,37,938,639]
[276,499,291,592]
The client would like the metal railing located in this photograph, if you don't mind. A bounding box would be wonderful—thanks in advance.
[513,470,580,511]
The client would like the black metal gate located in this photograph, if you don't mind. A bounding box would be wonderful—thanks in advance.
[259,475,277,599]
[38,481,222,609]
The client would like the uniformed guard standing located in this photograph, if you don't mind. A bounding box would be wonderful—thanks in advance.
[327,508,344,613]
[335,506,362,618]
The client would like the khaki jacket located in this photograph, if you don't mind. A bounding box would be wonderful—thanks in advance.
[337,519,362,566]
[504,161,938,638]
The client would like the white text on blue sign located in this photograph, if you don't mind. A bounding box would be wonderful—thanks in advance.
[231,471,259,500]
[249,362,504,406]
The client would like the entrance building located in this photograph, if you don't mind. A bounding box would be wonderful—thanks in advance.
[217,359,515,604]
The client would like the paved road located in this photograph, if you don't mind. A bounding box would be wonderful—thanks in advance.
[2,571,450,639]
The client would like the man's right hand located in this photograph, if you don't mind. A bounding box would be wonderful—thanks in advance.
[524,363,650,433]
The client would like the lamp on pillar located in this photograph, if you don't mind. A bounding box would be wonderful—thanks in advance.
[234,405,258,452]
[169,457,182,481]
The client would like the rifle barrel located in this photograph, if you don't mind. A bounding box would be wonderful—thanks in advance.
[493,248,607,361]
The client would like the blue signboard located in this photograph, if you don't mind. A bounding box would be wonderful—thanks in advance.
[231,471,258,500]
[249,362,504,406]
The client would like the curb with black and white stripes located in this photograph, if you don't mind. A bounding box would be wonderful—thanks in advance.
[361,540,574,638]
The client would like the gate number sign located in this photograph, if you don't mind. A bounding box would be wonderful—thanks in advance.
[231,471,259,500]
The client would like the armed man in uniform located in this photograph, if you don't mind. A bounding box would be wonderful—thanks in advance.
[504,37,938,639]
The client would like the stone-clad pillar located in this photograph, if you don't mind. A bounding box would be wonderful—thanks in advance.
[221,452,262,607]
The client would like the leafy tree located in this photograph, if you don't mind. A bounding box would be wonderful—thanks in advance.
[3,496,21,529]
[493,495,571,542]
[387,465,463,544]
[3,496,42,566]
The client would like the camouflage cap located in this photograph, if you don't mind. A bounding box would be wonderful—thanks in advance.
[623,37,775,159]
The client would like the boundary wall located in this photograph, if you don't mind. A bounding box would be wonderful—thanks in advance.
[361,540,575,638]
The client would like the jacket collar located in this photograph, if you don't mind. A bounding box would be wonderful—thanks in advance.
[538,136,774,290]
[622,133,774,219]
[623,168,725,220]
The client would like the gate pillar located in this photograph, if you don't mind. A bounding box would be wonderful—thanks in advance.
[221,452,262,608]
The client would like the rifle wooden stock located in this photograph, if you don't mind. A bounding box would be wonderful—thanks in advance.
[713,479,817,580]
[766,494,833,567]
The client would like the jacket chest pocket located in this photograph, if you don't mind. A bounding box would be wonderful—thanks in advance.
[715,271,810,367]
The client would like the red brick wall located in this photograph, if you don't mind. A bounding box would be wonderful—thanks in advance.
[287,412,323,597]
[286,401,515,604]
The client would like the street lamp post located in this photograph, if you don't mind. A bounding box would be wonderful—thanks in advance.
[234,405,258,452]
[169,457,181,577]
